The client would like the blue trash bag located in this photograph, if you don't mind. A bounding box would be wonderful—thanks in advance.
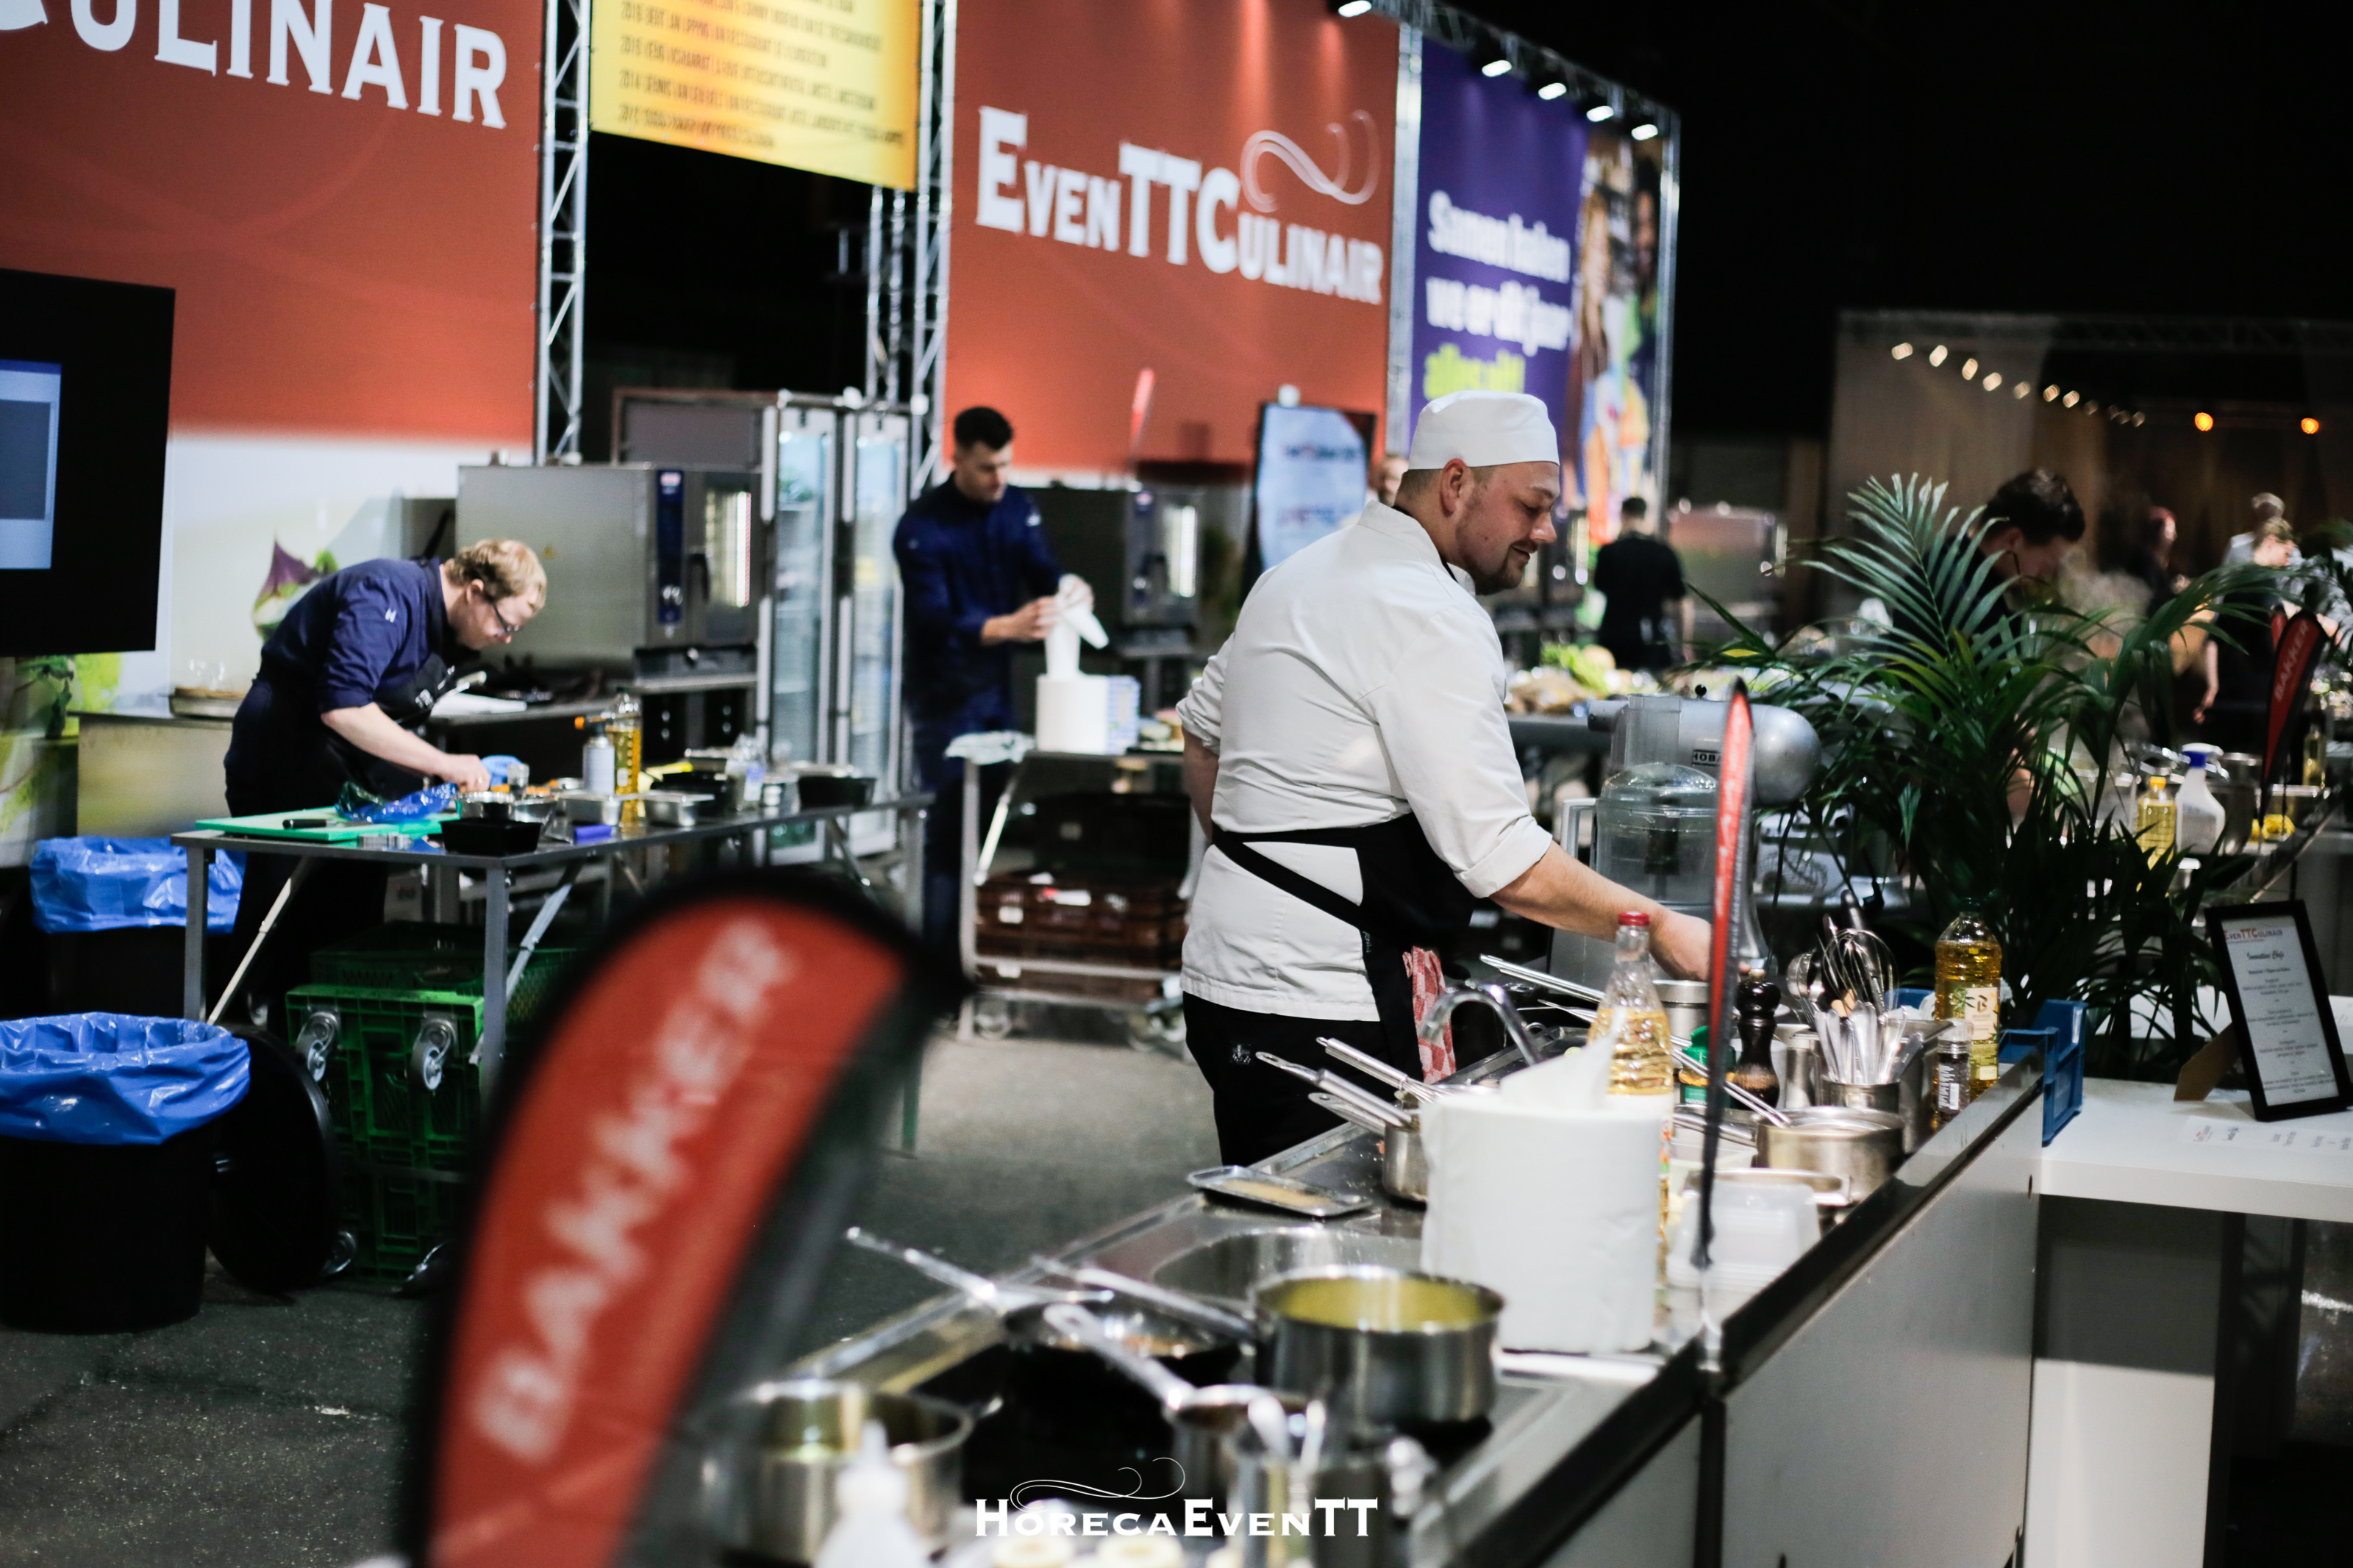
[0,1014,249,1145]
[338,781,460,824]
[29,838,242,934]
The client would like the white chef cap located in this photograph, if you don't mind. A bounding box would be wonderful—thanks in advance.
[1405,390,1560,470]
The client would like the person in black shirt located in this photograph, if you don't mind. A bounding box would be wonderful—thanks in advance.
[2195,518,2296,756]
[1591,498,1688,672]
[2123,506,2184,617]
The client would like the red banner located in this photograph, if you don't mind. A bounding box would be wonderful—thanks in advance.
[0,0,538,440]
[945,0,1400,476]
[1707,686,1752,1059]
[2266,609,2326,784]
[427,894,913,1568]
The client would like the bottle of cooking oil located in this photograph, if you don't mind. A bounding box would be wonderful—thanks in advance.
[1590,911,1674,1097]
[1934,909,2003,1105]
[2135,775,2177,864]
[609,690,644,830]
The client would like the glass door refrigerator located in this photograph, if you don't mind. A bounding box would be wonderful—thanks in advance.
[840,406,909,853]
[768,400,837,772]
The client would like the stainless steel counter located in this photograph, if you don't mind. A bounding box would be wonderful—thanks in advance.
[785,1045,2050,1567]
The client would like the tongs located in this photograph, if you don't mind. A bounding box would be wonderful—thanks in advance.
[1257,1053,1410,1128]
[843,1226,1104,1313]
[1318,1038,1449,1105]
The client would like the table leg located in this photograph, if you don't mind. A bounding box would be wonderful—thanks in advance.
[505,860,581,1000]
[207,857,315,1027]
[183,844,210,1020]
[480,866,510,1100]
[907,801,927,930]
[960,761,981,980]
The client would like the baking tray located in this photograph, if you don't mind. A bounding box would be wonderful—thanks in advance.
[1185,1165,1374,1219]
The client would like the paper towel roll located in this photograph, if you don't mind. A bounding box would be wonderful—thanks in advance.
[1421,1056,1668,1353]
[1037,674,1113,753]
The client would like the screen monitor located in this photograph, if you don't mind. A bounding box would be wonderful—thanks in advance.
[0,268,174,656]
[1251,402,1376,573]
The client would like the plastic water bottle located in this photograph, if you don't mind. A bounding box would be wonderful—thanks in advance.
[813,1421,926,1568]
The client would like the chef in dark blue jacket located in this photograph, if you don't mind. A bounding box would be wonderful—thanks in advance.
[895,406,1080,953]
[218,540,546,1023]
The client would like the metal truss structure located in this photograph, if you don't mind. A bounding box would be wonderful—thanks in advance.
[535,0,590,462]
[865,0,955,495]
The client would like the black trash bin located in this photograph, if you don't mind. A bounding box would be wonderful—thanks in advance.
[27,838,243,1017]
[0,1014,250,1333]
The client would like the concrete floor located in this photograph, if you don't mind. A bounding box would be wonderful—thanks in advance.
[0,1028,1219,1567]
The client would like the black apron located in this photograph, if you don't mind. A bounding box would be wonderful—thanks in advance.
[1210,813,1477,1070]
[328,651,464,799]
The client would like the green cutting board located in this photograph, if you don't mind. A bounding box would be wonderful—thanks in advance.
[193,808,454,841]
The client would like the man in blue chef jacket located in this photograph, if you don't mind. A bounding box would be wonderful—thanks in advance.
[895,406,1083,956]
[219,540,546,1024]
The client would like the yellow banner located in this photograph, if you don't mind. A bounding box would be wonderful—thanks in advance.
[590,0,918,188]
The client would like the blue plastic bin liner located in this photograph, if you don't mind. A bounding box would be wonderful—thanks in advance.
[0,1014,249,1145]
[340,781,460,824]
[29,838,241,934]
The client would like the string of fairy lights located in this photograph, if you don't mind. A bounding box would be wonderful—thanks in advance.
[1888,340,2149,427]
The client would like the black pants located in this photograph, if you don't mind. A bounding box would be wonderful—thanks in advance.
[224,775,390,1030]
[1181,993,1421,1167]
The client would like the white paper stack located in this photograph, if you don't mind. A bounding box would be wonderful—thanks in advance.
[1420,1051,1669,1354]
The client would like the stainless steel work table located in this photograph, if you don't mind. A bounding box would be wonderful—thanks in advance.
[785,1045,2051,1567]
[171,794,929,1094]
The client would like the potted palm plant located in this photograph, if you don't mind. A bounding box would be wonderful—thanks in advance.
[1706,476,2315,1078]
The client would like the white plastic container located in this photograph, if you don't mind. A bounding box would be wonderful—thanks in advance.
[1664,1174,1818,1318]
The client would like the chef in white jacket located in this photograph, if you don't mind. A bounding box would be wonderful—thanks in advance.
[1176,390,1710,1164]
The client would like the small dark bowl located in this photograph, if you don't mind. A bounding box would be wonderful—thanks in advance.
[435,819,543,857]
[793,773,874,809]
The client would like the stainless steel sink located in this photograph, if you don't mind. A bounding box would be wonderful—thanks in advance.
[1151,1228,1424,1306]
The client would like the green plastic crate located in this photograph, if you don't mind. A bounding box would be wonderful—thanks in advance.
[307,923,576,1023]
[289,984,484,1174]
[338,1156,467,1284]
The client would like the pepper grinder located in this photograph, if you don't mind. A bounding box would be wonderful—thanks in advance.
[1730,973,1781,1109]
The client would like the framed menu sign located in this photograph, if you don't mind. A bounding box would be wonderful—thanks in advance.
[2206,901,2353,1120]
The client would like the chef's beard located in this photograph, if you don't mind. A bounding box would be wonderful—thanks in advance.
[1466,547,1535,595]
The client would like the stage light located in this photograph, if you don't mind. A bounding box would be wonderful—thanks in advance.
[1961,357,1979,380]
[1890,343,1914,360]
[1984,372,2002,390]
[1536,78,1569,100]
[2304,416,2321,434]
[1583,93,1617,122]
[1532,60,1571,100]
[1629,115,1660,140]
[2013,381,2032,399]
[1471,38,1513,76]
[2132,412,2146,426]
[1928,345,1948,367]
[2043,384,2060,401]
[2085,401,2099,414]
[2062,391,2079,408]
[2193,411,2214,432]
[1329,0,1374,15]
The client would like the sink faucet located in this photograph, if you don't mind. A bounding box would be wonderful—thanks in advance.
[1418,981,1543,1068]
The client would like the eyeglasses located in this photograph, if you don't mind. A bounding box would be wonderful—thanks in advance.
[483,590,522,640]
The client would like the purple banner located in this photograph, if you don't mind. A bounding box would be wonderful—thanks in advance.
[1408,40,1585,458]
[1410,38,1663,531]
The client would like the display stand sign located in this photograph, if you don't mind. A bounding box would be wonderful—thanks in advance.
[2205,901,2353,1120]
